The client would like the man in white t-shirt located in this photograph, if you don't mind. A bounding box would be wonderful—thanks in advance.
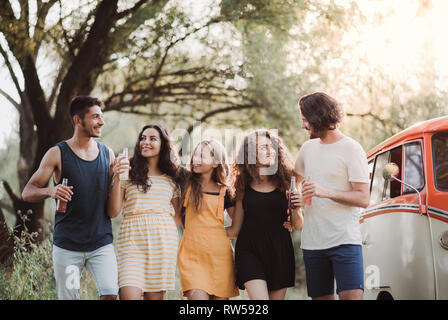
[294,92,370,300]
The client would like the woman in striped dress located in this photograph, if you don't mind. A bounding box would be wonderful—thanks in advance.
[108,125,184,300]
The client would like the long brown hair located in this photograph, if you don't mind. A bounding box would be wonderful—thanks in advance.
[233,129,294,200]
[185,140,234,211]
[129,124,184,192]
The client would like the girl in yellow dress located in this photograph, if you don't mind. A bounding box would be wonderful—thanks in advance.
[178,139,239,300]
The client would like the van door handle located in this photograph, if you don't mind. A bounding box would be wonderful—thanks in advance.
[362,234,372,247]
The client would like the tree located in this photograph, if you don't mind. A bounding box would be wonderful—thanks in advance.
[317,1,448,151]
[0,0,358,262]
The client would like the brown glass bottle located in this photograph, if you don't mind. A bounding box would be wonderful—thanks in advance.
[56,178,68,213]
[288,176,298,209]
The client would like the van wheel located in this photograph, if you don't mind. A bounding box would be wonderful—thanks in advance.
[376,291,394,300]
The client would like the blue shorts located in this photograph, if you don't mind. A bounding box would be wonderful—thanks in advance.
[302,244,364,298]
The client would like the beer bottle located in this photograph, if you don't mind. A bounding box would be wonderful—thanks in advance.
[56,178,68,213]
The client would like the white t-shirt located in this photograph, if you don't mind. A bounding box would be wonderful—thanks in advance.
[294,135,369,250]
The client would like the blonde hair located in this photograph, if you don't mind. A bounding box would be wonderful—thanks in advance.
[185,139,234,211]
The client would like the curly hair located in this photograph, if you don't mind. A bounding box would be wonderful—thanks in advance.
[298,92,344,133]
[184,140,235,211]
[232,129,295,200]
[129,124,185,193]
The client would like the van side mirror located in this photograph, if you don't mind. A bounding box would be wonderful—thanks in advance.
[382,162,400,180]
[382,162,427,214]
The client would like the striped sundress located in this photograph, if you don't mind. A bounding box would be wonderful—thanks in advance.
[116,174,180,292]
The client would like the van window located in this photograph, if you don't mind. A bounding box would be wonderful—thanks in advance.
[403,141,425,194]
[370,146,403,204]
[368,159,374,182]
[370,152,388,204]
[432,132,448,191]
[388,147,403,199]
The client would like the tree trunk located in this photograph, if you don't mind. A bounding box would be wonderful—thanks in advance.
[0,207,14,266]
[17,102,38,190]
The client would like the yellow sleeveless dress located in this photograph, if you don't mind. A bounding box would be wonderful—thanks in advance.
[178,185,239,298]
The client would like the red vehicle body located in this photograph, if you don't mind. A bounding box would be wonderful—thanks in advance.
[360,116,448,299]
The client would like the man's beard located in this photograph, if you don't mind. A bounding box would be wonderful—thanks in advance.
[81,120,100,138]
[309,130,324,139]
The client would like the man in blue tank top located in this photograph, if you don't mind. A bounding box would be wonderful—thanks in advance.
[22,96,118,300]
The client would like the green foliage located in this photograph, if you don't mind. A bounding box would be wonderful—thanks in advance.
[219,0,362,152]
[0,211,103,300]
[0,215,56,300]
[337,66,448,151]
[221,0,305,25]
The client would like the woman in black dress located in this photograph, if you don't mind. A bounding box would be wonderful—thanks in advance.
[226,129,303,300]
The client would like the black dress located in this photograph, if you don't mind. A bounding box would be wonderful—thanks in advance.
[235,185,295,290]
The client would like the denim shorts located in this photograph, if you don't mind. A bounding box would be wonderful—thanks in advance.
[302,244,364,298]
[53,244,119,300]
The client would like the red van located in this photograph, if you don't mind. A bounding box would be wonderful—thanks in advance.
[360,116,448,299]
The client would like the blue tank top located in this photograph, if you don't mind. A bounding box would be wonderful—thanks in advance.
[53,141,113,252]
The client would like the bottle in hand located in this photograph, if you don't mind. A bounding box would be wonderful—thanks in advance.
[288,176,298,209]
[303,175,312,205]
[119,147,129,181]
[56,178,68,213]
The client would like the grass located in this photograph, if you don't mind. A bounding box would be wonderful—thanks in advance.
[0,218,57,300]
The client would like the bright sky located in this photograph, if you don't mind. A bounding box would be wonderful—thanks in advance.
[1,0,448,148]
[349,0,448,88]
[0,84,18,150]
